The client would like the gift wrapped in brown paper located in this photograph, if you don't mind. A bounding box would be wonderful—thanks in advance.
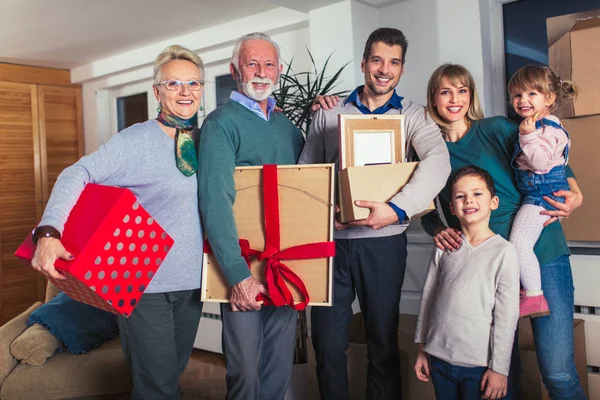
[201,164,335,309]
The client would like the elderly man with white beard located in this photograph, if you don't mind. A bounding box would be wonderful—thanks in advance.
[197,32,304,400]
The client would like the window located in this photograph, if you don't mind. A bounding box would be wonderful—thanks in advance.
[117,93,148,131]
[216,74,238,107]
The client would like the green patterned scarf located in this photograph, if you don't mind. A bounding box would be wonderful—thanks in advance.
[156,108,198,177]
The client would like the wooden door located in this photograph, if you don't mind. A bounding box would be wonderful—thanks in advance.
[37,85,84,205]
[0,82,44,324]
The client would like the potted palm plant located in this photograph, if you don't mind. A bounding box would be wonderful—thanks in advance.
[273,49,349,138]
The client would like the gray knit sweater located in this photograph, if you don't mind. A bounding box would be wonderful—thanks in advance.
[414,235,520,376]
[298,94,450,239]
[40,120,203,293]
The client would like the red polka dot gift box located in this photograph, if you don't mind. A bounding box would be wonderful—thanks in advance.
[15,184,174,317]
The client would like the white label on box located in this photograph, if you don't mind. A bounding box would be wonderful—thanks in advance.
[353,130,394,166]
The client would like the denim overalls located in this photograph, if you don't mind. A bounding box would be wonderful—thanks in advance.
[511,118,570,211]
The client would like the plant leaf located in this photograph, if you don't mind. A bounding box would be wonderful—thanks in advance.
[272,49,350,137]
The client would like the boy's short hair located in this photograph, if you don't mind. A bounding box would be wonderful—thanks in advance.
[450,165,496,197]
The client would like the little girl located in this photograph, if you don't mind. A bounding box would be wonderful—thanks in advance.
[508,65,577,318]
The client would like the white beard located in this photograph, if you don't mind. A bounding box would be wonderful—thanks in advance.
[241,77,276,101]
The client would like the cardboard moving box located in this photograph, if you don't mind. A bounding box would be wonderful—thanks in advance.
[519,319,589,399]
[338,163,435,223]
[307,313,435,400]
[398,314,436,400]
[560,115,600,241]
[337,114,434,223]
[547,12,600,118]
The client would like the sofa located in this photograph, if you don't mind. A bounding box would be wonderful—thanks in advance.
[0,281,132,400]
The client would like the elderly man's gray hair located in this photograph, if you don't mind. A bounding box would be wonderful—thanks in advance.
[231,32,281,73]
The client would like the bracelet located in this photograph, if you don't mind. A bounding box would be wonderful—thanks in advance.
[32,225,61,245]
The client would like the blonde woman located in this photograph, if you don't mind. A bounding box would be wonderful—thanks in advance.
[421,63,585,400]
[31,45,205,400]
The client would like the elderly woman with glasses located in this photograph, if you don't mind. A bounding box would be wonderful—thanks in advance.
[30,45,205,400]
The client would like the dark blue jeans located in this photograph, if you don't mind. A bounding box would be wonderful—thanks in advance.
[515,165,569,211]
[312,233,407,400]
[507,255,587,400]
[429,356,488,400]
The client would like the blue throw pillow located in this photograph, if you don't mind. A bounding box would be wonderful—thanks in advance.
[28,292,119,354]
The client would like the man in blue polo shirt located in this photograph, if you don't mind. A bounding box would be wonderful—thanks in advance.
[299,27,450,399]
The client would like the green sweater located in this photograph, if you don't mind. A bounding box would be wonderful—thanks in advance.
[421,116,571,266]
[198,100,304,286]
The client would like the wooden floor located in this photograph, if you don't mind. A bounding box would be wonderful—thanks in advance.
[107,350,314,400]
[180,350,227,399]
[107,349,227,400]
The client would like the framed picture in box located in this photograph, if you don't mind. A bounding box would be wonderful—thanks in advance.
[338,114,405,169]
[201,164,335,307]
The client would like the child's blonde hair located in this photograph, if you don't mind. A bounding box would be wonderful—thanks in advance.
[426,63,485,132]
[508,65,577,113]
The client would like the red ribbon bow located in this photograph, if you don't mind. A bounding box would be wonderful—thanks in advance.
[205,164,335,310]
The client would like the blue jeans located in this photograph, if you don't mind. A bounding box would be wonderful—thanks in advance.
[312,234,407,400]
[514,166,569,211]
[429,356,488,400]
[507,255,587,400]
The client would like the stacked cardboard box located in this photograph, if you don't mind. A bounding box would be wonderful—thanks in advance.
[308,314,589,399]
[519,319,589,399]
[547,11,600,242]
[308,313,436,400]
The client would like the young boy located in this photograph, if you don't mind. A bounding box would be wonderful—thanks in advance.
[414,165,520,400]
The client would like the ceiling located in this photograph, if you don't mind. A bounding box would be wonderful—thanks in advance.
[0,0,404,70]
[0,0,276,69]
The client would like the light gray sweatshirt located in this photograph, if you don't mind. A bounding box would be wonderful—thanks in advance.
[414,235,520,376]
[40,120,203,294]
[298,94,450,239]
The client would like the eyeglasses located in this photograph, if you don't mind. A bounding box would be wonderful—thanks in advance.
[157,79,205,91]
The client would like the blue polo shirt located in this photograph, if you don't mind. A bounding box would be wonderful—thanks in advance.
[345,85,404,114]
[345,86,408,223]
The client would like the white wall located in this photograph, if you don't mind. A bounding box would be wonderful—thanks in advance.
[78,0,500,152]
[351,1,380,87]
[309,2,358,93]
[77,7,311,154]
[378,0,440,106]
[378,0,489,112]
[436,0,488,111]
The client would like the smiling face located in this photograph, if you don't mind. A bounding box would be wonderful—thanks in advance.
[231,39,281,103]
[434,76,471,124]
[153,59,203,119]
[450,174,499,228]
[511,88,555,119]
[361,41,404,98]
